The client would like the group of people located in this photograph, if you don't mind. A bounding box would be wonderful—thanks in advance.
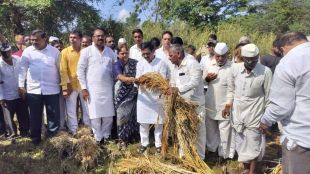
[0,27,309,174]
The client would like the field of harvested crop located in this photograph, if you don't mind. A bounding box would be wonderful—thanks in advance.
[0,126,282,174]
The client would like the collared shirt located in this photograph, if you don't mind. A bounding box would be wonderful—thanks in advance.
[0,56,20,100]
[19,45,60,95]
[200,54,214,70]
[261,42,310,148]
[227,63,272,131]
[155,46,174,78]
[129,44,143,62]
[155,46,173,67]
[60,46,81,91]
[203,59,232,120]
[170,56,204,105]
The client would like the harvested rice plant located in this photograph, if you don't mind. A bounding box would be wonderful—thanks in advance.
[0,73,282,174]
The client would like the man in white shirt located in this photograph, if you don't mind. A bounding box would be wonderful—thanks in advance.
[0,41,30,137]
[168,44,206,159]
[200,40,217,70]
[260,32,310,174]
[77,28,116,145]
[155,31,173,69]
[19,30,61,145]
[223,44,272,174]
[203,43,235,159]
[129,29,143,61]
[135,41,169,155]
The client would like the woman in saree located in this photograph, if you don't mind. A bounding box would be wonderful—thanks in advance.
[113,44,139,150]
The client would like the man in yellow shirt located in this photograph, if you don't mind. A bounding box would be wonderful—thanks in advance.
[60,31,90,135]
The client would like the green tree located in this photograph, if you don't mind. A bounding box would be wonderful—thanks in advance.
[118,0,250,27]
[0,0,102,39]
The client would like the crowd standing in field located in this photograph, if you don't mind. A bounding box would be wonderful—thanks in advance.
[0,28,309,174]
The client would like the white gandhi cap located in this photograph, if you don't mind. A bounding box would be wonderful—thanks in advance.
[118,38,127,44]
[214,42,229,55]
[49,36,59,43]
[241,43,259,57]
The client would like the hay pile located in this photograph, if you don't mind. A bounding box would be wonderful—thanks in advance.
[271,164,282,174]
[119,72,214,174]
[43,127,100,169]
[117,156,198,174]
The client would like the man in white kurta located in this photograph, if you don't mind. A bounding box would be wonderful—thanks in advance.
[169,44,206,159]
[223,44,272,174]
[135,41,169,154]
[203,43,235,159]
[77,28,116,143]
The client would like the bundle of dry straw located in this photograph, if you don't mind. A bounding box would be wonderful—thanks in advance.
[118,72,214,174]
[44,127,100,169]
[271,164,282,174]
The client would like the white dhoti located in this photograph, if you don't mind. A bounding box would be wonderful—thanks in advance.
[91,117,113,141]
[205,116,220,152]
[235,128,265,163]
[66,90,90,133]
[205,116,235,159]
[140,123,163,148]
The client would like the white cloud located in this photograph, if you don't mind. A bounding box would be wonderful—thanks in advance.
[117,9,130,22]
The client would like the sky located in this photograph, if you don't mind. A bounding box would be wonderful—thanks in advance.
[91,1,152,22]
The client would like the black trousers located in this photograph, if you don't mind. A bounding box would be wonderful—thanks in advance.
[27,93,60,142]
[0,106,5,135]
[6,98,30,135]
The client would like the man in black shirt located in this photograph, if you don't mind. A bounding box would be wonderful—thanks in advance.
[260,38,282,73]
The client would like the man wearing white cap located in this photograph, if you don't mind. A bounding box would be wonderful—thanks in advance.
[203,42,235,159]
[0,36,30,137]
[49,36,59,44]
[222,43,272,174]
[118,38,127,47]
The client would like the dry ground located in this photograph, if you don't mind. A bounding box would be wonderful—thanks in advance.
[0,128,281,174]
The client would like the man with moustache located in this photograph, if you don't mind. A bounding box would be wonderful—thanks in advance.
[19,30,60,145]
[203,43,235,159]
[81,36,92,49]
[77,28,116,145]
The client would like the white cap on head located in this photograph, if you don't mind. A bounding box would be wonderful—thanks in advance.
[214,42,229,55]
[241,43,259,57]
[118,38,126,44]
[239,36,251,44]
[49,36,59,43]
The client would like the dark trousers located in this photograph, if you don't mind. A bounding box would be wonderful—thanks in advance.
[0,106,5,135]
[27,93,60,142]
[6,98,30,135]
[282,138,310,174]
